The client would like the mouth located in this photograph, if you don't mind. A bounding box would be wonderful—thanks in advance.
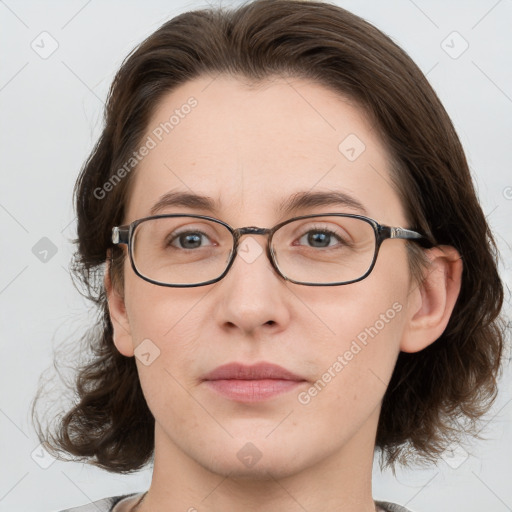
[202,362,308,402]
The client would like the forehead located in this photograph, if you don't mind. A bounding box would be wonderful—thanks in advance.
[125,75,406,226]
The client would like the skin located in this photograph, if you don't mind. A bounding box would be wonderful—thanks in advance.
[105,75,462,512]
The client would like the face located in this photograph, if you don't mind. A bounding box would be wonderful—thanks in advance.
[112,75,418,480]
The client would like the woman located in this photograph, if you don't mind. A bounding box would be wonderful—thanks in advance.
[32,1,506,511]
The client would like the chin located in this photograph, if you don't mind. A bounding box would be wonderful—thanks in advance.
[205,455,304,481]
[191,437,313,482]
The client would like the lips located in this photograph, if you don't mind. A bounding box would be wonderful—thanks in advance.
[202,362,305,382]
[202,362,307,402]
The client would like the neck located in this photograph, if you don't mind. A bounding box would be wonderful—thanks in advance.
[137,407,381,512]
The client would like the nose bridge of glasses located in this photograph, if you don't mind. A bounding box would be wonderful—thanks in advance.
[236,226,270,235]
[233,226,272,244]
[231,226,275,264]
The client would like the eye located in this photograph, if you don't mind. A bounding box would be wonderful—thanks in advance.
[167,230,215,249]
[296,229,344,248]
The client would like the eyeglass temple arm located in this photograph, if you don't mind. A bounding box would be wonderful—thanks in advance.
[380,225,434,248]
[112,226,130,245]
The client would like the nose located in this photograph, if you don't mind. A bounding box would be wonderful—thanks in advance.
[212,233,291,336]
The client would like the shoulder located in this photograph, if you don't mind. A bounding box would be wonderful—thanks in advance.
[54,493,141,512]
[375,500,416,512]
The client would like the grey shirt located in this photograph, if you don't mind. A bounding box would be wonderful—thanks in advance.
[56,492,415,512]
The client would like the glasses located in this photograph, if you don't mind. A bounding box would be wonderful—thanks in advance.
[111,213,432,287]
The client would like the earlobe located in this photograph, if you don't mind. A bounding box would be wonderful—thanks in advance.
[400,245,463,353]
[104,251,135,357]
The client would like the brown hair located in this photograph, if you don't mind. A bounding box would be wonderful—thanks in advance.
[32,0,506,473]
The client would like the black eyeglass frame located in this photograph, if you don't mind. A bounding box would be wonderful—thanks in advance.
[111,213,434,287]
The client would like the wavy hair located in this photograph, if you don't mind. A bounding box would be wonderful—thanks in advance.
[32,0,506,473]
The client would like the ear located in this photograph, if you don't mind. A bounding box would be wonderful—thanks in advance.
[400,245,463,353]
[104,250,135,357]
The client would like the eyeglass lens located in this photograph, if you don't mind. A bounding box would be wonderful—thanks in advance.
[131,215,377,286]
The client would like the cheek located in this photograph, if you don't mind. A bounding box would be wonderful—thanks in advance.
[304,297,404,404]
[296,246,409,405]
[124,270,206,343]
[123,282,209,423]
[122,274,209,385]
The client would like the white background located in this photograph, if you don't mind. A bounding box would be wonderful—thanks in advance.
[1,1,511,511]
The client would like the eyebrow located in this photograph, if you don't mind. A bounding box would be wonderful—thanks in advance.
[278,190,368,216]
[150,191,221,216]
[149,189,368,217]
